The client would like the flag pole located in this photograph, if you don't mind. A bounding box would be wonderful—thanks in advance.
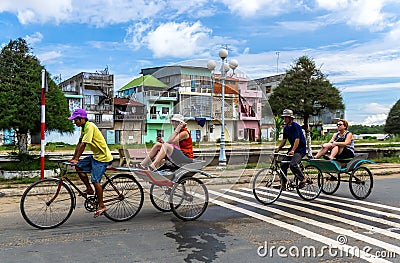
[40,69,46,180]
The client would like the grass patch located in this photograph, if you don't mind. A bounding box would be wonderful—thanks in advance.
[0,154,59,171]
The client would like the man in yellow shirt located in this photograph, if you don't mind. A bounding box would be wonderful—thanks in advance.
[68,108,113,218]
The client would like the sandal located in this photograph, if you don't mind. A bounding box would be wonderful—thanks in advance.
[94,207,107,218]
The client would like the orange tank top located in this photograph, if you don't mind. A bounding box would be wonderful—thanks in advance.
[179,128,194,159]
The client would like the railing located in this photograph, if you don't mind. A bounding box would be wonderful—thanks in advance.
[115,114,145,121]
[85,104,113,112]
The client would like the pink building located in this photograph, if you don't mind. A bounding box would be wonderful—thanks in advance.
[237,79,262,141]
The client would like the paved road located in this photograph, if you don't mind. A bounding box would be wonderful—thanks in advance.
[1,174,400,263]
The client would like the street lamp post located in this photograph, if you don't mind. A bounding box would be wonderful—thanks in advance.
[207,48,238,168]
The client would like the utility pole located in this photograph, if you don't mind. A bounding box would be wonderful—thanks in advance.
[276,51,280,73]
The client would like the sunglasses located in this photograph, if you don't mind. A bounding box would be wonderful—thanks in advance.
[337,123,344,126]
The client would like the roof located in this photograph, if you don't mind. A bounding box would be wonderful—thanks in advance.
[118,75,168,91]
[114,97,145,106]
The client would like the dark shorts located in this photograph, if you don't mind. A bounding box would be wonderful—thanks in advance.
[78,156,112,183]
[168,148,193,167]
[336,147,355,159]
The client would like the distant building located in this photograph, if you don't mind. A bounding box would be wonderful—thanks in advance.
[113,98,145,144]
[117,74,176,143]
[47,70,116,144]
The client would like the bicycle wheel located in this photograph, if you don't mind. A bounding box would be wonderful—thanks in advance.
[296,165,322,201]
[320,172,340,195]
[252,167,282,205]
[349,166,373,199]
[20,178,74,229]
[170,177,208,221]
[102,174,144,222]
[150,184,172,212]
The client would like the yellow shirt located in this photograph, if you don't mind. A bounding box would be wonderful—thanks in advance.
[81,121,113,162]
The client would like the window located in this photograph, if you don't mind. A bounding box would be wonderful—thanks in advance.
[161,107,169,114]
[84,95,91,105]
[94,95,100,105]
[115,130,121,144]
[95,114,102,123]
[150,106,157,119]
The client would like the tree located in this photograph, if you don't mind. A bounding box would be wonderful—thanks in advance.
[384,99,400,134]
[269,56,344,155]
[0,38,74,155]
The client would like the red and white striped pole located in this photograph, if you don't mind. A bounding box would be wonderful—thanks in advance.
[40,69,46,180]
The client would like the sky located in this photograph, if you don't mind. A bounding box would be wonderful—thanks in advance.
[1,0,400,126]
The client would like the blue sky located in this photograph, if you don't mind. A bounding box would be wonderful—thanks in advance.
[1,0,400,125]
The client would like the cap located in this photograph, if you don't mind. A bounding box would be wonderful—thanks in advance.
[170,114,185,123]
[68,108,88,120]
[281,109,295,118]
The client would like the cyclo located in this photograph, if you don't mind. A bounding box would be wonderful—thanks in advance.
[252,153,323,205]
[308,153,374,199]
[20,160,211,229]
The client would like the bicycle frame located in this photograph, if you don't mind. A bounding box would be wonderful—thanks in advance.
[271,154,303,187]
[48,163,124,209]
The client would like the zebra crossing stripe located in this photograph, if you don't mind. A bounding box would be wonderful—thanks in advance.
[226,188,400,240]
[209,189,400,258]
[207,190,390,263]
[312,193,400,212]
[240,187,400,229]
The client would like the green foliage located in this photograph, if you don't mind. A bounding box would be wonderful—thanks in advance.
[274,115,284,140]
[0,38,74,155]
[384,99,400,134]
[269,56,344,131]
[350,124,384,134]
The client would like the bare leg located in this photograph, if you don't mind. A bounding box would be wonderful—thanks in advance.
[329,146,345,160]
[314,143,333,159]
[93,182,104,209]
[150,143,174,170]
[140,142,162,167]
[77,170,94,194]
[314,147,329,159]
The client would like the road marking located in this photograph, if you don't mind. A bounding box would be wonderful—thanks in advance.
[314,193,400,213]
[207,190,390,262]
[226,188,400,240]
[241,187,400,229]
[209,189,400,257]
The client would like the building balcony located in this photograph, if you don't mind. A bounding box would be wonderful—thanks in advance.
[84,104,113,113]
[114,114,145,121]
[145,90,177,101]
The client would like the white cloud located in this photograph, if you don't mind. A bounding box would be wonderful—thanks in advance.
[145,21,213,58]
[124,21,153,50]
[363,113,388,125]
[37,50,62,64]
[316,0,396,30]
[0,0,72,24]
[219,0,291,17]
[25,32,43,45]
[365,102,390,114]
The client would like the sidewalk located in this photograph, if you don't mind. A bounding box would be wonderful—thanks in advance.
[0,162,398,198]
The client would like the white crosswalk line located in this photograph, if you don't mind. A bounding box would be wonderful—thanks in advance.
[226,188,400,240]
[207,190,390,263]
[313,193,400,212]
[241,187,400,229]
[209,189,400,257]
[274,188,400,220]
